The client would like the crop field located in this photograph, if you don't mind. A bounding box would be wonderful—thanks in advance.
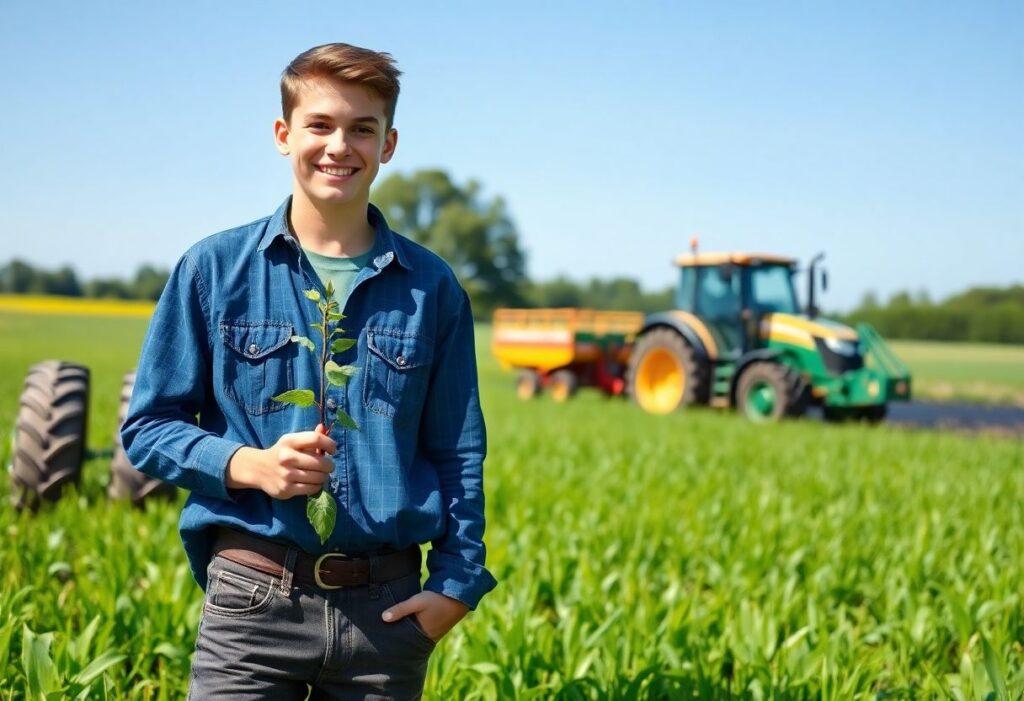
[0,302,1022,699]
[889,340,1024,407]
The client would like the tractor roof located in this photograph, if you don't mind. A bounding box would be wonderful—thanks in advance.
[673,252,797,268]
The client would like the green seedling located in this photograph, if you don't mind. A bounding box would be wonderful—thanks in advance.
[272,280,359,544]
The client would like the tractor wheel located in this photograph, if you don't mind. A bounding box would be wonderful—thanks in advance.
[735,361,807,423]
[549,369,579,402]
[625,328,710,414]
[10,361,90,510]
[516,370,542,400]
[108,370,177,507]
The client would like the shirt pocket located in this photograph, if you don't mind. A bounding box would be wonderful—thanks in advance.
[363,328,433,425]
[219,320,294,416]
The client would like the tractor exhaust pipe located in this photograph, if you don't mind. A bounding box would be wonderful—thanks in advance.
[807,252,826,318]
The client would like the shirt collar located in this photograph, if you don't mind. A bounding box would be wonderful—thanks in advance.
[257,197,413,271]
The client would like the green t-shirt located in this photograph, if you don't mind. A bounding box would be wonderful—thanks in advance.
[302,247,375,310]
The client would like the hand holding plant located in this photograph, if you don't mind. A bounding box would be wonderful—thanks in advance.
[272,280,359,544]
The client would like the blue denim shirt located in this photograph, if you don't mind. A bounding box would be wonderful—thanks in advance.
[122,198,497,609]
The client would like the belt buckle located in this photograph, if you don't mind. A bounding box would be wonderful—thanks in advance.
[314,552,349,590]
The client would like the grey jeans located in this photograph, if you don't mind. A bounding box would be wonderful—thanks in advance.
[188,551,436,700]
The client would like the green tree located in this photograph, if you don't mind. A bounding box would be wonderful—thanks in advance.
[372,169,527,317]
[133,265,170,301]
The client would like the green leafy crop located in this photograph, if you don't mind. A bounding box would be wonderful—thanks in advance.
[271,280,359,544]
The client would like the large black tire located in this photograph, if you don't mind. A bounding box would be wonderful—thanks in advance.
[10,361,90,510]
[735,361,807,422]
[625,328,710,414]
[108,370,177,507]
[549,369,579,402]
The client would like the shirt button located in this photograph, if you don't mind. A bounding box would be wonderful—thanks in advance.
[248,343,259,355]
[396,355,407,367]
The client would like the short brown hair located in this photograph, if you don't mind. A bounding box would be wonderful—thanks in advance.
[281,43,402,128]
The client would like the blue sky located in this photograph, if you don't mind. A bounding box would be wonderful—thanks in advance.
[1,1,1021,310]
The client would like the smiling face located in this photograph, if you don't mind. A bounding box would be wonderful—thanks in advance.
[274,77,397,211]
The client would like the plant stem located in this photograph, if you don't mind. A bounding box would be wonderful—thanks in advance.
[319,303,329,428]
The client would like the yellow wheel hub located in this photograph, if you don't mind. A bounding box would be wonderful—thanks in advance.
[635,348,685,414]
[516,377,536,400]
[551,382,569,401]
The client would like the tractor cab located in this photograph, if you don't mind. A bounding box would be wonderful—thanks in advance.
[674,252,800,356]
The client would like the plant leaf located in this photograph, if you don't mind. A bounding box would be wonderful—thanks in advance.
[330,338,356,354]
[71,650,128,686]
[324,279,335,297]
[325,361,358,387]
[22,625,59,697]
[326,311,345,322]
[303,289,321,302]
[981,634,1009,701]
[333,409,359,430]
[290,335,316,353]
[307,491,337,545]
[330,327,347,337]
[272,389,316,408]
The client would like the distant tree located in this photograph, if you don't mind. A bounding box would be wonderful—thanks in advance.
[133,265,170,301]
[45,266,83,297]
[84,278,134,299]
[0,260,36,293]
[372,169,527,317]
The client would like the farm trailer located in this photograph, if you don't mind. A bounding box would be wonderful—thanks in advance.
[492,250,912,422]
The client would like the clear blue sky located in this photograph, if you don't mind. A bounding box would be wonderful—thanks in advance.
[2,0,1021,310]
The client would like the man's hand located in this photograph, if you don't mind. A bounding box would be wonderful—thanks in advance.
[226,425,337,498]
[382,590,469,642]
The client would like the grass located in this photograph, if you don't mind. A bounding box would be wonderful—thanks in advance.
[889,340,1024,406]
[0,304,1022,699]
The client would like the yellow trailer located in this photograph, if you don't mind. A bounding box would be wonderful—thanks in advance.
[491,308,644,400]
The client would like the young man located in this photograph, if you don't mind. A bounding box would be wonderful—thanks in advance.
[122,43,496,699]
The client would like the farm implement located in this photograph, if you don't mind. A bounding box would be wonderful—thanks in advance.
[493,249,912,422]
[9,361,175,510]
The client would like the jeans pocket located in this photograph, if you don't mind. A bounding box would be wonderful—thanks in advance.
[383,574,436,649]
[219,320,294,416]
[363,328,433,425]
[204,559,276,617]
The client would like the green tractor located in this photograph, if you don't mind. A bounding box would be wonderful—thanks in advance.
[625,248,911,422]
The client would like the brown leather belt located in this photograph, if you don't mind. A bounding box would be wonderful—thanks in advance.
[212,528,420,590]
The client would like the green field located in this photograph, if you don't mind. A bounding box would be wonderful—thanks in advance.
[1,311,1022,699]
[890,340,1024,406]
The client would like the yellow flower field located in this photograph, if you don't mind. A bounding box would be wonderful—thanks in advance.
[0,294,155,319]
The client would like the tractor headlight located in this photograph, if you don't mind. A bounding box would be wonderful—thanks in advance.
[824,337,859,356]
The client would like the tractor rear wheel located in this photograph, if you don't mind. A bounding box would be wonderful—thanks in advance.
[549,369,579,402]
[10,360,89,510]
[516,370,542,400]
[626,328,709,414]
[108,370,177,507]
[736,361,807,422]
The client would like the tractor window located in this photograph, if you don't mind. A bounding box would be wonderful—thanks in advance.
[677,267,696,311]
[749,265,798,314]
[698,266,741,320]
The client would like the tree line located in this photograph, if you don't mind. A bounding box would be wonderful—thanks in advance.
[836,287,1024,345]
[3,168,1021,343]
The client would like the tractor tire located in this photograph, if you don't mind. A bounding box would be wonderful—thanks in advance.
[625,328,710,414]
[108,370,177,507]
[516,370,542,400]
[549,369,579,402]
[735,361,807,422]
[10,361,90,510]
